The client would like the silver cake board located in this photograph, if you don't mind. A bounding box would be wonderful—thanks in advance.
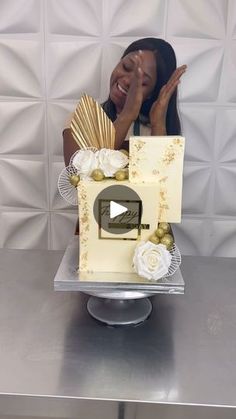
[54,237,185,326]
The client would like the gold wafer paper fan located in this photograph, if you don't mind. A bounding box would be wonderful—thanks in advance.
[71,94,115,149]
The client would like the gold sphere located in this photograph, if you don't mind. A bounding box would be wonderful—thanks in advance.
[158,222,170,233]
[149,234,160,245]
[91,169,105,181]
[155,227,165,238]
[164,233,174,242]
[124,168,129,179]
[160,235,174,250]
[69,174,80,187]
[115,170,126,181]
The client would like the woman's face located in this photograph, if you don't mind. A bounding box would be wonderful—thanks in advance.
[109,50,157,114]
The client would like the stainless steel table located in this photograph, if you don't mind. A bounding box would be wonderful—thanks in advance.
[1,246,236,419]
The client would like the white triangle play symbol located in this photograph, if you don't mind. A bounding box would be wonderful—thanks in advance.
[110,201,128,219]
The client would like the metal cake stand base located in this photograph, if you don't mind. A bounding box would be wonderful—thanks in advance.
[54,237,184,326]
[87,296,152,326]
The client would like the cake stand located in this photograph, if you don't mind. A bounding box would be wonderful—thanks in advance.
[54,237,185,326]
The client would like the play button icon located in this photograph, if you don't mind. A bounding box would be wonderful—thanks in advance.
[110,201,128,219]
[93,184,143,236]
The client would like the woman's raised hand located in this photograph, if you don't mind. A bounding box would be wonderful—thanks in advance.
[122,51,144,121]
[150,65,187,134]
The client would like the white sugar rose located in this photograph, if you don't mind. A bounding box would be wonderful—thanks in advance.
[133,242,171,281]
[72,150,98,178]
[96,148,128,177]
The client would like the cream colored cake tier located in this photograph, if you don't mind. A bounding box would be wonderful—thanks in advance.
[77,180,160,275]
[129,136,185,222]
[77,136,185,279]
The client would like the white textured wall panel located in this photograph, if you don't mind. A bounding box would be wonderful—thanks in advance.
[214,167,236,215]
[180,107,216,162]
[0,0,41,33]
[174,41,224,101]
[0,40,43,98]
[216,110,236,162]
[168,0,227,39]
[224,41,236,102]
[47,0,102,36]
[182,166,212,214]
[47,41,102,99]
[47,102,75,156]
[107,0,165,36]
[0,102,45,154]
[51,212,78,250]
[1,212,48,249]
[0,159,47,208]
[0,0,236,257]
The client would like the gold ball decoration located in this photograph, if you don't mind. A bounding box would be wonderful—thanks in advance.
[149,234,160,245]
[124,168,129,179]
[155,227,165,238]
[69,174,80,187]
[91,169,105,181]
[115,170,126,181]
[160,234,174,250]
[164,233,174,241]
[158,222,170,233]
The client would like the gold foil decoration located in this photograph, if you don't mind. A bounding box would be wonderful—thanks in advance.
[71,94,115,149]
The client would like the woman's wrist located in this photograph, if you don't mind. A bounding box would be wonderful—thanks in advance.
[151,122,167,136]
[117,111,136,124]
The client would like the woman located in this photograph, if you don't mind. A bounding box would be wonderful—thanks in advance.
[63,37,186,166]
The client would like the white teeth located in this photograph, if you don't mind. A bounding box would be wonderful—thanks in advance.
[117,83,127,95]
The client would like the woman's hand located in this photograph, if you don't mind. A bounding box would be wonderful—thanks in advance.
[121,51,144,122]
[150,64,187,135]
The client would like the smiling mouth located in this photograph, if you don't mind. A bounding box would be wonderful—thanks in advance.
[117,83,128,96]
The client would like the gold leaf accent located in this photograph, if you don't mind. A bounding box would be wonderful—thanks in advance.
[71,94,115,150]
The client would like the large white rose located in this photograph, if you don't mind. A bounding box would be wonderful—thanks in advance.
[72,150,98,178]
[96,149,128,177]
[133,242,171,281]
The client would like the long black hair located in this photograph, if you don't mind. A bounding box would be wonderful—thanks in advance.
[102,37,181,135]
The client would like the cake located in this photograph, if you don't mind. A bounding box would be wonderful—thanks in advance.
[76,136,185,282]
[59,95,185,283]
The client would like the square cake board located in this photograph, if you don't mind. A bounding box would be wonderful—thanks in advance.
[54,237,185,296]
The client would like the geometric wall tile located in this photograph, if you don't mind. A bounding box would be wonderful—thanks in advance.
[0,102,45,155]
[0,0,40,34]
[1,211,48,249]
[223,41,236,103]
[174,41,224,101]
[215,109,236,163]
[180,107,216,162]
[173,218,209,256]
[47,0,102,36]
[0,213,2,248]
[0,40,43,98]
[210,220,236,257]
[0,159,47,209]
[50,212,77,250]
[182,165,211,214]
[107,0,165,36]
[214,166,236,216]
[47,41,102,99]
[229,0,236,39]
[50,162,75,210]
[47,102,76,157]
[168,0,227,39]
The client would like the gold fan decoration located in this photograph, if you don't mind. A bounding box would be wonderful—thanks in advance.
[71,94,115,149]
